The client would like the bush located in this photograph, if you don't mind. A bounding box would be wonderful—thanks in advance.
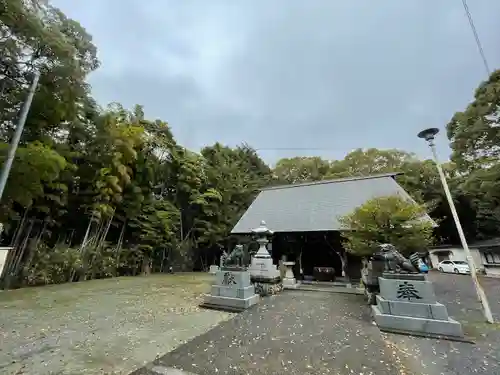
[339,195,434,257]
[23,244,82,285]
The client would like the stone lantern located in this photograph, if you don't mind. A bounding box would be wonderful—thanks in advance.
[249,221,282,295]
[251,221,273,260]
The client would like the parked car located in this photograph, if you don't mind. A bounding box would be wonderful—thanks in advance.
[437,260,470,274]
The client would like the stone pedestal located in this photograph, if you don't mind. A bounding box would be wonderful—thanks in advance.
[372,273,463,339]
[200,269,259,312]
[208,265,219,275]
[249,256,281,281]
[282,261,299,289]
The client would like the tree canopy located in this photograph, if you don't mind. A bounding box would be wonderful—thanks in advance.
[338,196,435,257]
[447,69,500,238]
[0,1,498,287]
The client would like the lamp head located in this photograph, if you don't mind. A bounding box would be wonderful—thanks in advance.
[417,128,439,142]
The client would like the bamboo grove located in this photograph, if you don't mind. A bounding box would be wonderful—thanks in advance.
[1,0,499,288]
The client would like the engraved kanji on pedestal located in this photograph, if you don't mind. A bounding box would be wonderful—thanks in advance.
[372,273,463,339]
[200,269,259,312]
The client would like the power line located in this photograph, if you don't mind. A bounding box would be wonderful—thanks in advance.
[461,0,491,76]
[254,147,340,151]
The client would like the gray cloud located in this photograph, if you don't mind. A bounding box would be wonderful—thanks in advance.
[52,0,500,164]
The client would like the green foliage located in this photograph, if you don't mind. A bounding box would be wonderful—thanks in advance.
[1,0,498,288]
[327,148,417,178]
[0,142,68,221]
[447,70,500,171]
[273,156,330,184]
[129,199,180,256]
[447,69,500,237]
[23,244,82,285]
[339,196,434,257]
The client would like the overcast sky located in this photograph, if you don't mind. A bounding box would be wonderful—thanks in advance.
[51,0,500,165]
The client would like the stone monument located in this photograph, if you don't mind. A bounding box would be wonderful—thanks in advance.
[282,261,299,289]
[371,244,463,339]
[200,245,259,312]
[248,221,282,296]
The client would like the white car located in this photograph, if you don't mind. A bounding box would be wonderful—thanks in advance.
[437,260,470,274]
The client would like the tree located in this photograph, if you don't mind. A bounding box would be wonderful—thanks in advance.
[1,0,494,289]
[447,69,500,172]
[447,69,500,238]
[327,148,417,179]
[273,156,330,184]
[0,141,68,222]
[339,195,434,257]
[1,0,99,142]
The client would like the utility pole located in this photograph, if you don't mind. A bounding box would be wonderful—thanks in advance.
[418,127,494,323]
[0,70,40,202]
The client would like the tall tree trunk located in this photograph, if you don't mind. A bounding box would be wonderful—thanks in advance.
[24,220,47,274]
[160,247,168,273]
[3,209,30,284]
[10,219,35,287]
[142,254,151,275]
[114,220,126,276]
[67,229,75,246]
[79,216,94,252]
[74,215,96,282]
[97,210,114,249]
[179,209,184,241]
[10,208,29,248]
[1,211,27,287]
[88,211,115,280]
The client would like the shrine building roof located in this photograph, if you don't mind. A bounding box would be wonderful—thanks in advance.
[231,172,435,234]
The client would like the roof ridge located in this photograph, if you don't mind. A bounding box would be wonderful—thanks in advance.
[262,172,404,191]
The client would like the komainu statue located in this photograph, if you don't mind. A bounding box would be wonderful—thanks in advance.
[362,243,420,305]
[373,243,418,273]
[222,244,247,269]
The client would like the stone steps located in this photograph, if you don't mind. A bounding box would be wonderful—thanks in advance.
[296,283,364,295]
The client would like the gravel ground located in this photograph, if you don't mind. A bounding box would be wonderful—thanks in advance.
[132,272,500,375]
[3,271,499,375]
[0,274,234,375]
[132,291,419,375]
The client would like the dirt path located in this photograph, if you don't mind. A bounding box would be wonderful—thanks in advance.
[0,274,234,375]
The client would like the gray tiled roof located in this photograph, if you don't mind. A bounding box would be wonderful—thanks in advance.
[231,173,434,233]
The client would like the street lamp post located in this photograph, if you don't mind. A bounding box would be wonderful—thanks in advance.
[418,127,494,323]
